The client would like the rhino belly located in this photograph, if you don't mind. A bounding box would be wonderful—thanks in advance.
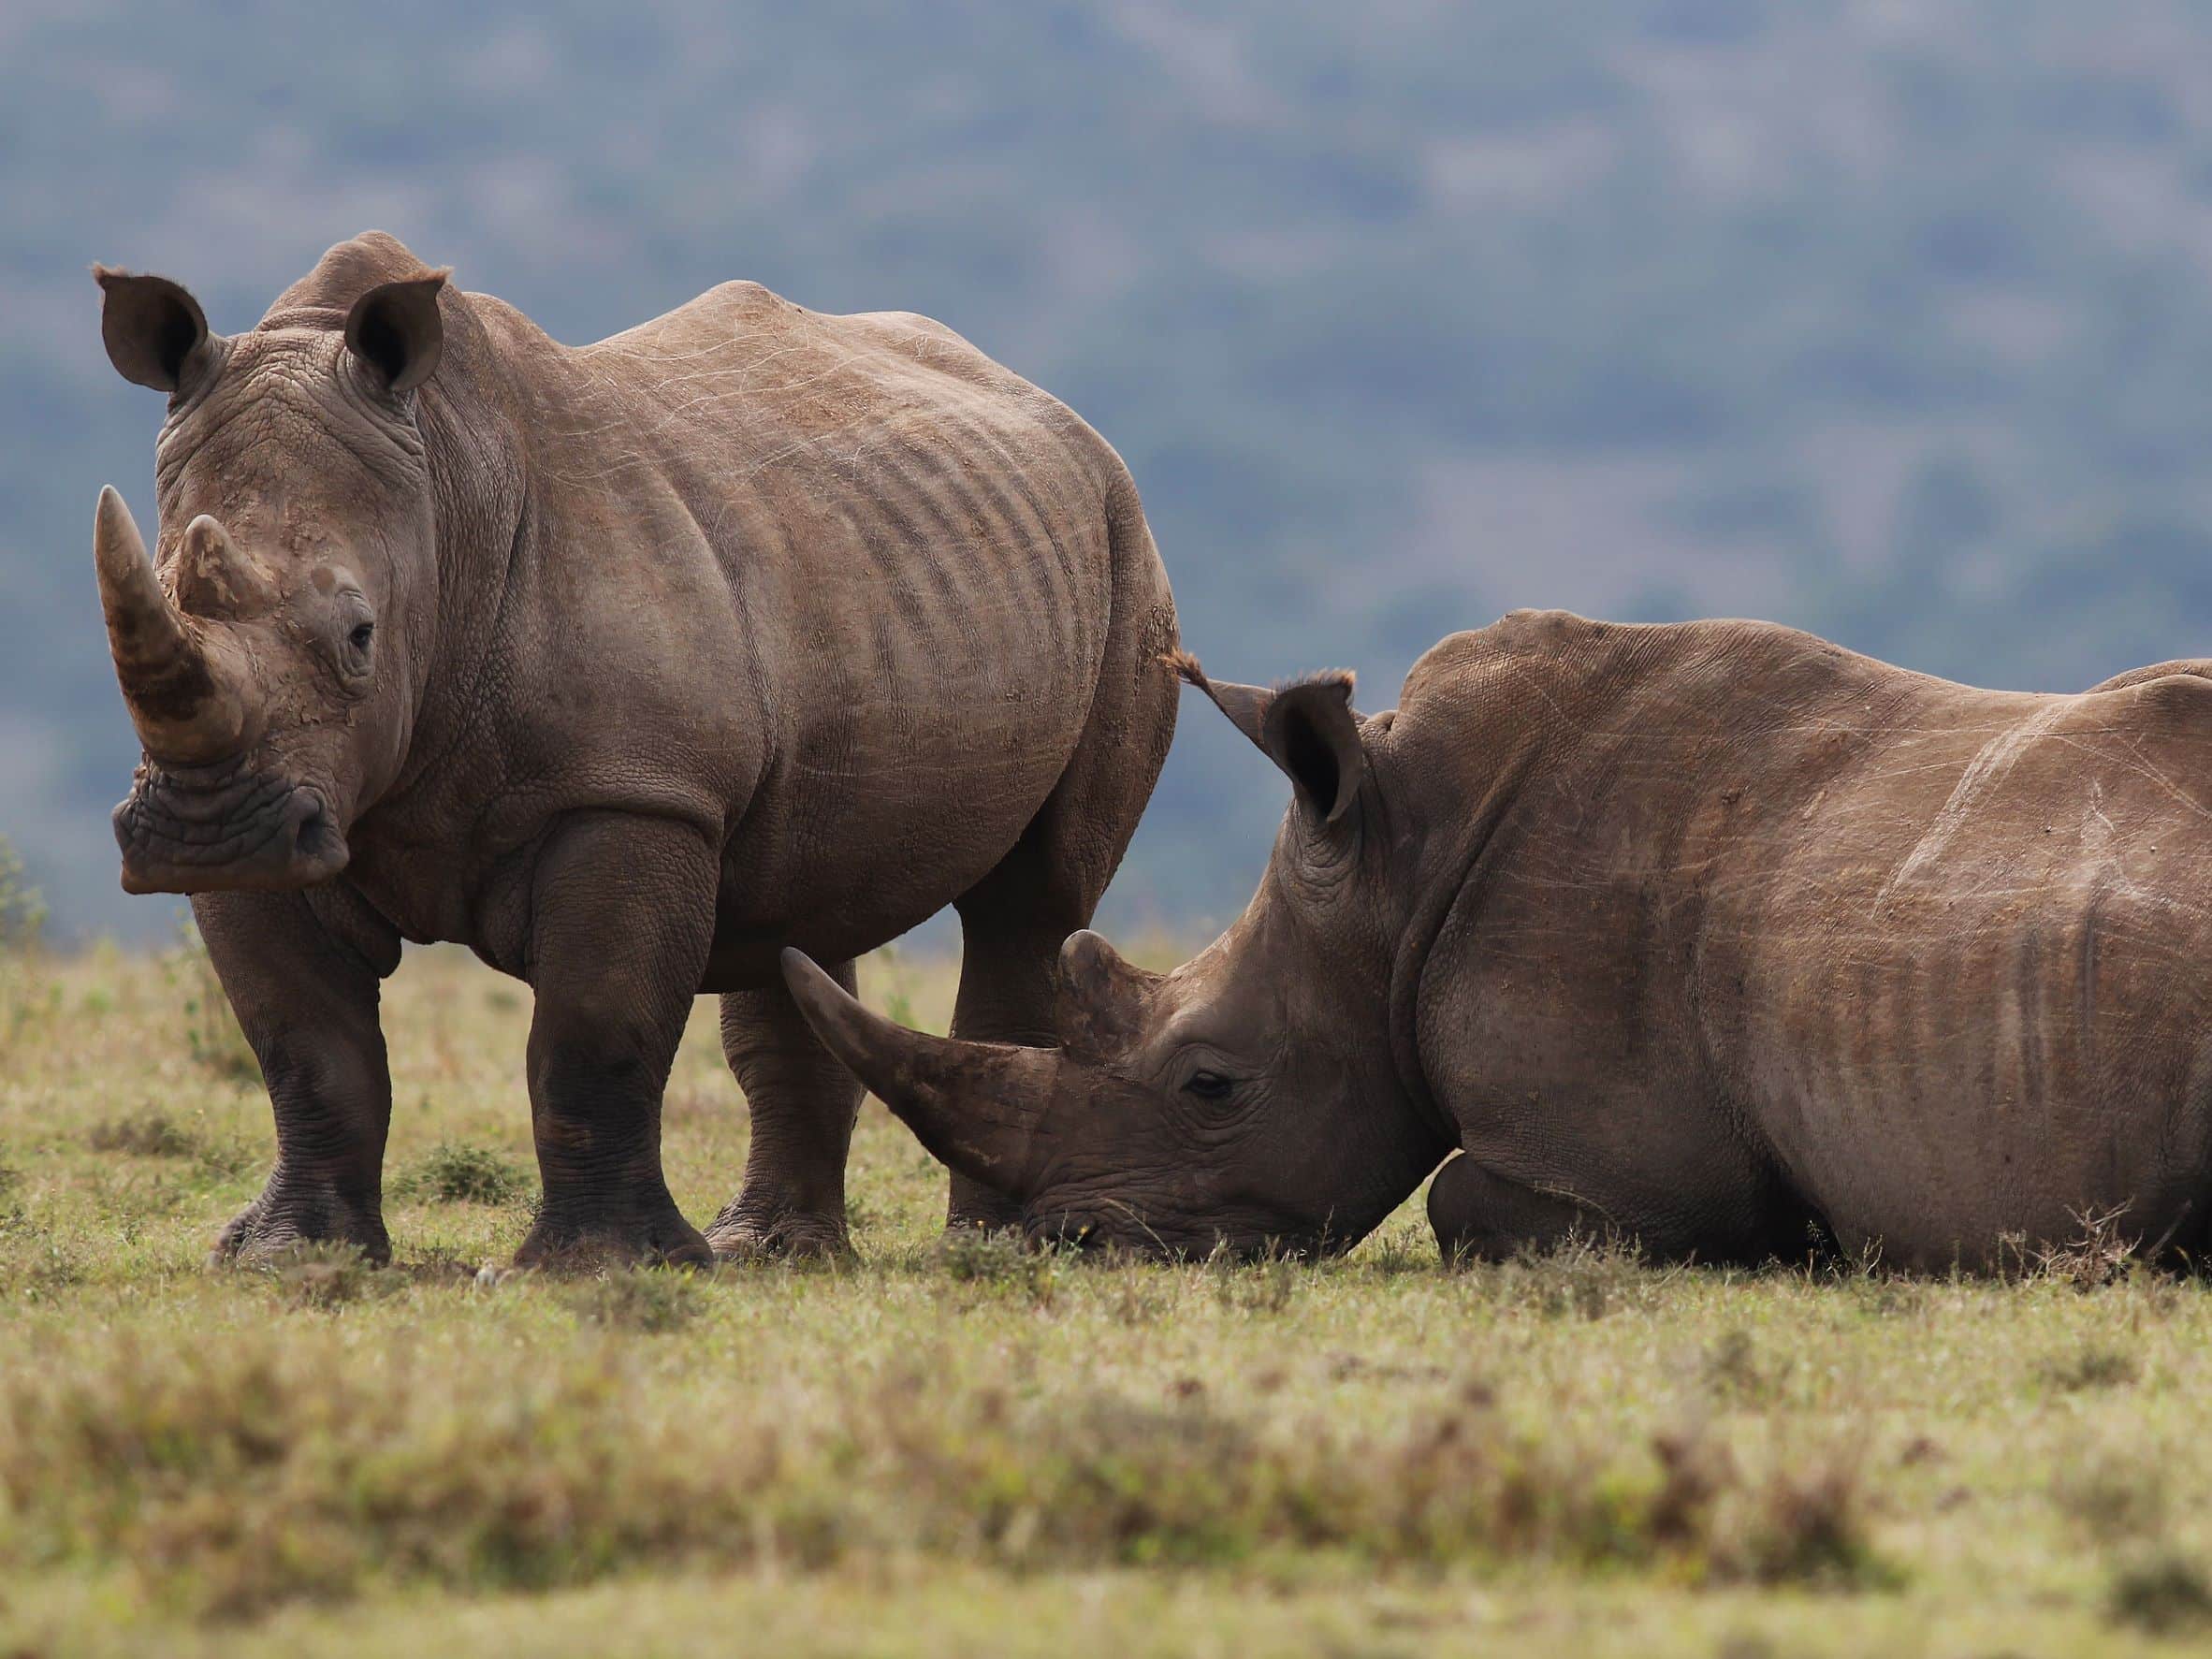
[1735,877,2212,1269]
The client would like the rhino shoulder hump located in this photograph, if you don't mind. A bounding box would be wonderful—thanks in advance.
[2087,659,2212,696]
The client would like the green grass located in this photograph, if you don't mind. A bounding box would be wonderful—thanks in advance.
[3,940,2210,1655]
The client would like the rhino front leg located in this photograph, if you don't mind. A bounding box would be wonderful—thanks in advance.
[513,812,716,1270]
[196,887,398,1266]
[706,964,862,1260]
[1426,1154,1605,1267]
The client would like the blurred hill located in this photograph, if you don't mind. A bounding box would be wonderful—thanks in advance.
[10,0,2212,939]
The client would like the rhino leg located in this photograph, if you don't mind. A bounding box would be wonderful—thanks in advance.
[1426,1154,1605,1267]
[512,813,716,1271]
[935,925,1060,1230]
[705,965,862,1260]
[196,888,396,1266]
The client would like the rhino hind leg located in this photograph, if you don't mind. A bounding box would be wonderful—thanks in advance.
[706,964,863,1260]
[511,813,717,1271]
[945,590,1181,1232]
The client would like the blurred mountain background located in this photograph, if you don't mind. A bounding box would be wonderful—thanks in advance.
[10,0,2212,940]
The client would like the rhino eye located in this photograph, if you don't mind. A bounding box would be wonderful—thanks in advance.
[348,620,374,654]
[1184,1070,1234,1101]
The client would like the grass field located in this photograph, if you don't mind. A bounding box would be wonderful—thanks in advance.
[4,934,2212,1656]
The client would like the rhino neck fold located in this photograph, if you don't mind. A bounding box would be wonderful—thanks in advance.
[1379,735,1550,1153]
[372,316,529,814]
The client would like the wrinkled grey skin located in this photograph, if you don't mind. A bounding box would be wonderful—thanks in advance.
[89,232,1177,1268]
[788,611,2212,1272]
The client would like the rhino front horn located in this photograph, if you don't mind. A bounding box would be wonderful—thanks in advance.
[780,948,1055,1197]
[93,487,250,763]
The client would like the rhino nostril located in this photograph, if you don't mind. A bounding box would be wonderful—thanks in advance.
[284,791,342,869]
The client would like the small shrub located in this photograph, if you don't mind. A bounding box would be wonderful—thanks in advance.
[1484,1233,1655,1320]
[2037,1342,2141,1393]
[1704,1329,1790,1406]
[937,1226,1059,1306]
[398,1246,480,1287]
[1648,1422,1732,1545]
[1213,1252,1298,1315]
[88,1110,201,1159]
[565,1269,704,1333]
[2111,1552,2212,1635]
[262,1243,384,1311]
[2059,1452,2168,1542]
[0,833,48,952]
[2036,1205,2138,1291]
[396,1141,528,1206]
[1102,1272,1180,1325]
[1733,1459,1889,1588]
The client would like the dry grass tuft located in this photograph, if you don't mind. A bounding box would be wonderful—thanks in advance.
[88,1108,202,1158]
[262,1243,385,1311]
[2036,1341,2141,1393]
[563,1268,705,1333]
[1459,1232,1660,1320]
[0,1317,1895,1623]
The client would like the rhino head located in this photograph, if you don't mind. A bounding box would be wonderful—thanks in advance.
[784,654,1458,1258]
[91,240,449,893]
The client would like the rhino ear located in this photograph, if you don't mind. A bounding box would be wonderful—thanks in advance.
[94,268,215,393]
[344,270,449,394]
[1169,651,1364,825]
[1261,674,1362,825]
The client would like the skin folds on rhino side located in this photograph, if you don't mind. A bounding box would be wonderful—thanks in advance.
[788,611,2212,1272]
[88,231,1178,1268]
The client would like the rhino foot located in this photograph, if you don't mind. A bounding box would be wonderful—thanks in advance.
[211,1179,390,1269]
[706,1203,854,1263]
[514,1203,713,1273]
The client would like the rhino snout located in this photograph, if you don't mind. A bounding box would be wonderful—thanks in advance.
[112,762,347,894]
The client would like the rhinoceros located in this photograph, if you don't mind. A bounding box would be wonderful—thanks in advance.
[784,610,2212,1271]
[90,231,1177,1268]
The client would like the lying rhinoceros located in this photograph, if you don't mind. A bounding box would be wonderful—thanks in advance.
[90,231,1177,1268]
[785,610,2212,1271]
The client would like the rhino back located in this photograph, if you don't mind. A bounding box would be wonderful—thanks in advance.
[367,280,1151,966]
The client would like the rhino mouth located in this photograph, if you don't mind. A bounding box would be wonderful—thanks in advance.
[112,757,347,895]
[1022,1204,1328,1263]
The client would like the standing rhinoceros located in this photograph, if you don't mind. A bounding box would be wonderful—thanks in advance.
[90,231,1177,1268]
[784,610,2212,1271]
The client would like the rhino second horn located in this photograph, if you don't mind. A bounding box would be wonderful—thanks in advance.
[174,514,278,617]
[779,947,1054,1197]
[93,488,249,763]
[1055,929,1162,1055]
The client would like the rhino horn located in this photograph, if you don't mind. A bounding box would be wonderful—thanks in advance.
[780,948,1053,1197]
[173,514,279,618]
[94,488,251,763]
